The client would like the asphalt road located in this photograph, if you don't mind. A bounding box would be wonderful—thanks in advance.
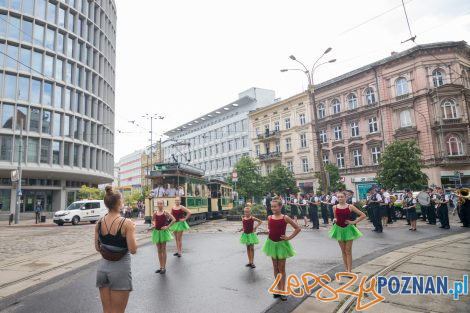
[1,222,465,313]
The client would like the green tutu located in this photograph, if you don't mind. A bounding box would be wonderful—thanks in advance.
[151,229,174,244]
[169,221,190,232]
[262,238,296,259]
[328,224,363,241]
[240,232,259,245]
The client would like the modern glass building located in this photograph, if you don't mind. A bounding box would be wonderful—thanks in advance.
[0,0,116,215]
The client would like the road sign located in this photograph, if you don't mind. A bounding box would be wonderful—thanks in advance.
[232,177,238,183]
[11,170,19,182]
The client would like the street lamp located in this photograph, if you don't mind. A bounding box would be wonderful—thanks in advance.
[281,47,336,193]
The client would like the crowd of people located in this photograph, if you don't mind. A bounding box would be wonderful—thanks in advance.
[93,185,469,312]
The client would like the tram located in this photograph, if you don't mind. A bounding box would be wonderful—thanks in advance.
[144,162,233,225]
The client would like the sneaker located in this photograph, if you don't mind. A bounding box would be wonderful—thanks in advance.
[280,295,288,301]
[155,269,162,273]
[173,253,179,256]
[160,269,166,274]
[273,294,281,299]
[250,264,256,269]
[245,263,252,267]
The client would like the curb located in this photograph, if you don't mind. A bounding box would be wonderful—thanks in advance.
[262,228,469,313]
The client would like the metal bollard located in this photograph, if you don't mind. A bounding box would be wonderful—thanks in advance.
[9,213,14,226]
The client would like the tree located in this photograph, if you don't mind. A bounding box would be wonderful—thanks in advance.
[265,164,299,196]
[125,189,143,207]
[376,140,428,190]
[78,185,104,200]
[225,156,264,201]
[315,164,345,192]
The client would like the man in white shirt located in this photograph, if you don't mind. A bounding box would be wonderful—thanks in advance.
[153,185,165,197]
[329,192,337,221]
[166,184,177,197]
[380,188,391,226]
[370,188,383,233]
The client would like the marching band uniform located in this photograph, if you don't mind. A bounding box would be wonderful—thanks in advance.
[461,198,470,228]
[309,194,320,229]
[328,193,336,222]
[405,196,417,223]
[320,194,329,224]
[290,196,299,218]
[370,190,383,232]
[426,188,436,225]
[437,190,450,229]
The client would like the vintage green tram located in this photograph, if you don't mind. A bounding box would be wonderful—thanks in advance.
[144,163,233,224]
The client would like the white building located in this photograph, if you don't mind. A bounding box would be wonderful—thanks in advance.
[117,150,143,189]
[162,88,275,179]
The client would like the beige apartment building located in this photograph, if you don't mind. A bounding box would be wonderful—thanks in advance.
[250,41,470,199]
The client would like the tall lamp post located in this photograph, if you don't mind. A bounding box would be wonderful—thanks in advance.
[281,48,336,193]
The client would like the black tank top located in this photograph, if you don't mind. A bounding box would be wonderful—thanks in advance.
[98,215,128,249]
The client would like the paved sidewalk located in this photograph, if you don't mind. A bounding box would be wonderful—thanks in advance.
[293,231,470,313]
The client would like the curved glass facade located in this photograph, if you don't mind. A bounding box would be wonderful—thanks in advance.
[0,0,116,212]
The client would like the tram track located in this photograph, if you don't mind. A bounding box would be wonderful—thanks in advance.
[336,235,466,313]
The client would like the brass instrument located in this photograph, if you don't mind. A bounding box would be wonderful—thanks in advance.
[453,188,470,206]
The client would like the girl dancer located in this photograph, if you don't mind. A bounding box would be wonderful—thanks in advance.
[328,191,366,273]
[152,199,176,274]
[239,206,262,268]
[169,196,191,257]
[263,197,301,301]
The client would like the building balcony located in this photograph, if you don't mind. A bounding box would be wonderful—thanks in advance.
[256,130,281,141]
[258,151,282,162]
[435,155,470,166]
[432,118,468,130]
[339,165,379,175]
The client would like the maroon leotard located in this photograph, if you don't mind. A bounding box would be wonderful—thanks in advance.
[154,213,167,230]
[268,215,287,242]
[171,207,185,221]
[243,217,254,234]
[335,205,352,228]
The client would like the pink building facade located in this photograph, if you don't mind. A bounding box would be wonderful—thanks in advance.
[250,41,470,199]
[313,41,470,198]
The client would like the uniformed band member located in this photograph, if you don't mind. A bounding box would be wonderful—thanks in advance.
[403,190,418,231]
[380,188,390,226]
[426,187,436,225]
[436,187,450,229]
[328,192,337,222]
[458,189,470,227]
[369,188,383,233]
[320,192,329,224]
[403,189,411,225]
[346,190,357,221]
[364,191,372,221]
[308,193,320,229]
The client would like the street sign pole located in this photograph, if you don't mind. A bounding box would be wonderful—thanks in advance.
[15,118,24,224]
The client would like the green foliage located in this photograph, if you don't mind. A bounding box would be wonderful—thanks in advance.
[225,156,265,200]
[125,189,143,207]
[78,185,104,200]
[264,164,299,196]
[316,164,345,192]
[376,140,428,190]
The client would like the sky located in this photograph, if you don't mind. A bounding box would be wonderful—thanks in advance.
[113,0,470,160]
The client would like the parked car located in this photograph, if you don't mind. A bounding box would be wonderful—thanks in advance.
[53,200,108,226]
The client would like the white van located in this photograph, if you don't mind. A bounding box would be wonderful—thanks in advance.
[53,200,108,226]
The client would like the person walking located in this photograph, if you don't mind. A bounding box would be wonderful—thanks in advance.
[34,202,42,224]
[95,186,137,313]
